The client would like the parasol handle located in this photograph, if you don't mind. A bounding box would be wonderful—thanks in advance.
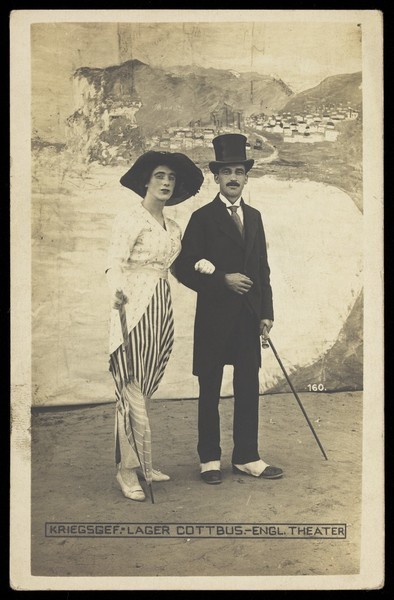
[148,484,155,504]
[117,293,134,380]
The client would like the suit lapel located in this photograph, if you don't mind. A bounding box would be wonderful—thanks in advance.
[242,202,258,263]
[211,195,244,248]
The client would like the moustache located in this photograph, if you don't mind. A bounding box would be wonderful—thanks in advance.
[227,181,240,187]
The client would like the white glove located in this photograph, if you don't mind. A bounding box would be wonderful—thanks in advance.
[194,259,216,275]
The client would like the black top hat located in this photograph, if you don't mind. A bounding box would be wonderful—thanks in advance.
[209,133,254,174]
[120,151,204,206]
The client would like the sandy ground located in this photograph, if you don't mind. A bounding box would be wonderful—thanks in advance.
[31,391,362,581]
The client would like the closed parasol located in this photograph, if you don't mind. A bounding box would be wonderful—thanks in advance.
[117,291,154,503]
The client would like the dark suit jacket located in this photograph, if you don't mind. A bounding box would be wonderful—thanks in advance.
[174,194,274,376]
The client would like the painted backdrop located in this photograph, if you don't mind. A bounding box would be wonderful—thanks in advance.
[31,20,363,406]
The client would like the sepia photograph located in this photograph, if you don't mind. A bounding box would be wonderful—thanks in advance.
[10,9,384,590]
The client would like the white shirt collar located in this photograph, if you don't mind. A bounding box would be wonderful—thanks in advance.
[219,193,244,225]
[219,193,243,209]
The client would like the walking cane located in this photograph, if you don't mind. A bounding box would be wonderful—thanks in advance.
[262,337,328,460]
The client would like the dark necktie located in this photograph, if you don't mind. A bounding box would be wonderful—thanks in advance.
[228,205,244,238]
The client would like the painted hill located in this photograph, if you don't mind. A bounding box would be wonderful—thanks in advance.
[164,63,294,118]
[71,59,294,137]
[65,59,295,164]
[282,72,362,113]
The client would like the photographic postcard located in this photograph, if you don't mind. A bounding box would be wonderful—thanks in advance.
[10,9,384,590]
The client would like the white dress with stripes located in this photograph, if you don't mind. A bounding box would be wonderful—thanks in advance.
[106,203,182,467]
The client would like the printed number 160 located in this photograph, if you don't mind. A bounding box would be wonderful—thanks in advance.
[307,383,326,391]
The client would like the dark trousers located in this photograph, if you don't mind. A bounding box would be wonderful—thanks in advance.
[197,306,261,465]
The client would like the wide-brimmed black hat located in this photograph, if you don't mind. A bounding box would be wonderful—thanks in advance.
[120,151,204,206]
[209,133,254,174]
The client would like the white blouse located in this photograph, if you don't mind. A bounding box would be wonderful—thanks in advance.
[106,202,182,354]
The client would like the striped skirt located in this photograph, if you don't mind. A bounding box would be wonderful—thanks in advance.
[109,278,174,466]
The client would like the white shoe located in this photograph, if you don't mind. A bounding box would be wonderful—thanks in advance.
[137,468,170,482]
[233,460,283,479]
[152,468,170,482]
[116,470,145,502]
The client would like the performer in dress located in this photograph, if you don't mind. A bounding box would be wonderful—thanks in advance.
[106,151,203,501]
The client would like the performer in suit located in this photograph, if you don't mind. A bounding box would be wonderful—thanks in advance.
[174,133,283,484]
